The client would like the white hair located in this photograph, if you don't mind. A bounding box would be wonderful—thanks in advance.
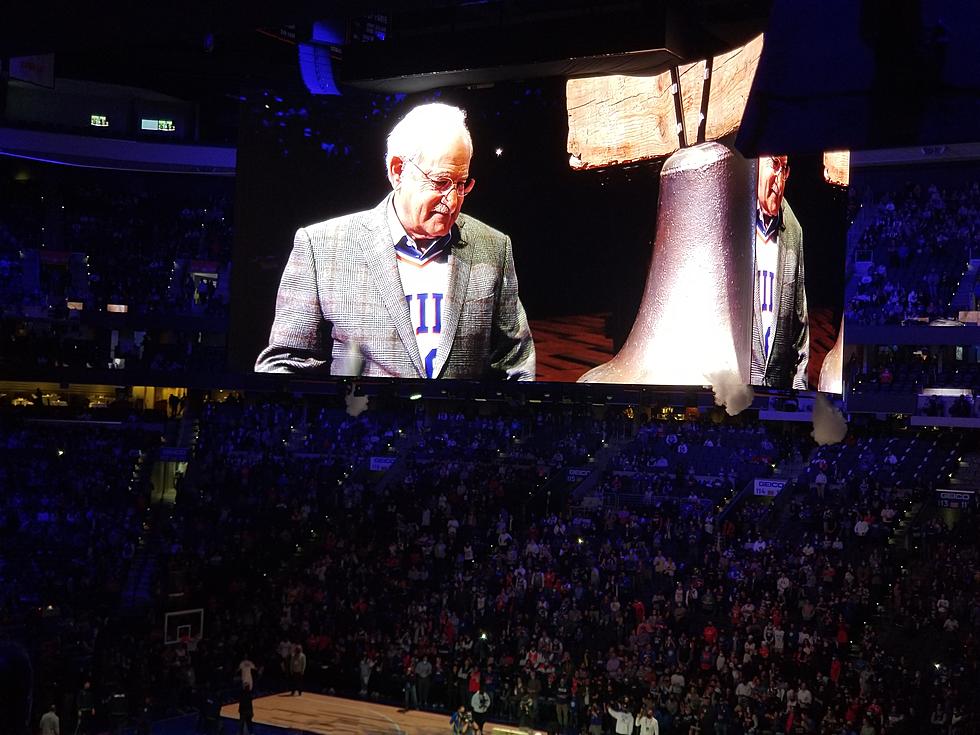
[385,103,472,173]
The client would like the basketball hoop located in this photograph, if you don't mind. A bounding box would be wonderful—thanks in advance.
[164,608,204,646]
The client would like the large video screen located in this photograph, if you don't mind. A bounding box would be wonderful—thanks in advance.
[230,79,844,390]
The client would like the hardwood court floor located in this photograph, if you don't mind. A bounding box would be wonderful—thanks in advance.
[221,692,533,735]
[530,307,841,388]
[529,313,614,383]
[807,306,839,388]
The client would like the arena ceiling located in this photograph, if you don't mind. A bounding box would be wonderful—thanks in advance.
[3,1,772,102]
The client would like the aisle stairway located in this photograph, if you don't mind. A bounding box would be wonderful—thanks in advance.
[570,436,631,501]
[120,444,160,610]
[67,253,92,304]
[121,407,200,611]
[950,260,979,313]
[362,430,417,496]
[948,450,980,491]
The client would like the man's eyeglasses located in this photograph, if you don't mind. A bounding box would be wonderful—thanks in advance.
[403,158,475,198]
[767,156,790,177]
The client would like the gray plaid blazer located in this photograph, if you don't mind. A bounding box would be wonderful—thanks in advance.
[750,197,809,390]
[255,196,536,380]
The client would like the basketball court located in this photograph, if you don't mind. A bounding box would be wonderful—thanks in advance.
[220,692,538,735]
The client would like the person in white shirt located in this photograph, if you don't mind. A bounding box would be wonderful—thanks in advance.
[39,706,60,735]
[777,573,791,596]
[637,708,660,735]
[470,688,491,734]
[785,687,798,711]
[854,518,869,538]
[238,655,259,690]
[670,669,686,696]
[797,682,813,708]
[607,703,636,735]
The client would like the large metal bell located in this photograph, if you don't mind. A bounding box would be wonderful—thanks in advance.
[579,142,756,385]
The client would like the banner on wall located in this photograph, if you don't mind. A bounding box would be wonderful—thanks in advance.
[936,488,975,510]
[754,478,787,497]
[369,456,397,472]
[10,54,55,88]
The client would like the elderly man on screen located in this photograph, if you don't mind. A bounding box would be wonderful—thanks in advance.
[751,154,809,390]
[255,103,535,380]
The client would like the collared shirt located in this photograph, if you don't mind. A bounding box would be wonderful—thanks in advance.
[387,197,452,378]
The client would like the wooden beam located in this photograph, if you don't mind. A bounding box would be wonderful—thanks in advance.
[566,34,764,170]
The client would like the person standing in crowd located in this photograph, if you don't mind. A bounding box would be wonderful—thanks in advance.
[518,688,535,730]
[433,658,448,708]
[39,706,59,735]
[136,696,152,735]
[525,671,541,721]
[359,655,375,697]
[238,685,254,735]
[75,681,96,735]
[587,703,604,735]
[289,645,307,696]
[637,706,660,735]
[415,655,433,709]
[403,662,418,710]
[554,677,571,731]
[238,654,259,691]
[470,686,491,735]
[608,701,636,735]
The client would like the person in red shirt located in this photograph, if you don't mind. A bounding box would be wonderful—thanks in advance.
[703,621,719,646]
[829,656,842,684]
[699,645,715,671]
[633,599,646,624]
